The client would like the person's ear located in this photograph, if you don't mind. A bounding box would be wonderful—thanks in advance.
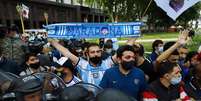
[164,73,170,79]
[117,57,122,64]
[26,61,30,65]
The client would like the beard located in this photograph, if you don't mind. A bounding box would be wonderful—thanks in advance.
[89,56,102,65]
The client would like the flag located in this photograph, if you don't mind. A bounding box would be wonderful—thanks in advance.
[21,4,29,19]
[154,0,201,20]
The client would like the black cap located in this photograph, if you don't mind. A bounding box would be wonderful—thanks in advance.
[14,75,42,94]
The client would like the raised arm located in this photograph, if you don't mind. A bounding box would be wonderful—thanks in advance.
[49,40,79,66]
[156,30,190,63]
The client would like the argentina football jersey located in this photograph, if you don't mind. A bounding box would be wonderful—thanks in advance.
[76,57,114,86]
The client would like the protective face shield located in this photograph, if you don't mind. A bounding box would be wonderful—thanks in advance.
[0,71,16,94]
[32,72,66,101]
[58,82,103,101]
[96,88,137,101]
[14,75,43,101]
[0,72,19,101]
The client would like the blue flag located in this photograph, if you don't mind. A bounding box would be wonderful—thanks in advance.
[44,22,143,38]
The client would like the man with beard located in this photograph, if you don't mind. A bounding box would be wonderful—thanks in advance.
[50,39,135,86]
[99,45,147,100]
[19,53,46,76]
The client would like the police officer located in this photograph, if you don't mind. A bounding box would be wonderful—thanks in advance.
[14,75,43,101]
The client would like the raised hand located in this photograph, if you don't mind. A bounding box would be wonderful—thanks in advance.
[177,30,190,45]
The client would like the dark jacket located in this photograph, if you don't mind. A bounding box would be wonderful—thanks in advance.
[0,57,22,75]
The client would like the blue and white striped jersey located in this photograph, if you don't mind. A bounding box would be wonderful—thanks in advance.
[76,57,114,86]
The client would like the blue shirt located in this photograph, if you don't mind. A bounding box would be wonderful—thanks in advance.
[99,66,147,99]
[150,51,159,62]
[76,57,114,86]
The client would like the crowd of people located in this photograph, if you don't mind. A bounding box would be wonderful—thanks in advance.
[0,25,201,101]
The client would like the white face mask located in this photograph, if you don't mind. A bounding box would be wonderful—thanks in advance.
[105,49,112,54]
[158,46,163,53]
[170,76,182,85]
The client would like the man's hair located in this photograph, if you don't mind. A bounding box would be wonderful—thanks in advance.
[185,51,197,62]
[86,43,100,52]
[163,41,175,51]
[158,61,178,77]
[133,44,144,57]
[116,45,135,58]
[172,50,179,55]
[24,52,37,62]
[163,41,179,56]
[152,40,163,51]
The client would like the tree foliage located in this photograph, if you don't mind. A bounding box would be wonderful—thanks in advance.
[79,0,201,28]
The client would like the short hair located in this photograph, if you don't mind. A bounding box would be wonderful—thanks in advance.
[24,53,37,62]
[152,40,163,51]
[185,51,197,62]
[133,44,144,57]
[163,41,175,51]
[86,43,100,52]
[116,45,135,58]
[171,50,179,55]
[158,61,178,77]
[104,42,113,49]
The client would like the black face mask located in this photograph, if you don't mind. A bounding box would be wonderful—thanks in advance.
[121,60,136,71]
[89,56,102,65]
[29,62,40,69]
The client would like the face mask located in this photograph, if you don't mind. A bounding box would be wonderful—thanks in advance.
[121,60,136,71]
[158,46,163,53]
[29,62,40,69]
[105,49,112,54]
[89,56,102,65]
[170,76,182,85]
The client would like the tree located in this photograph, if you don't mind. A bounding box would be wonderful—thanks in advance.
[79,0,201,31]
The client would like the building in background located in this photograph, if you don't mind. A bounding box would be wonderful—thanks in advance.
[0,0,107,30]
